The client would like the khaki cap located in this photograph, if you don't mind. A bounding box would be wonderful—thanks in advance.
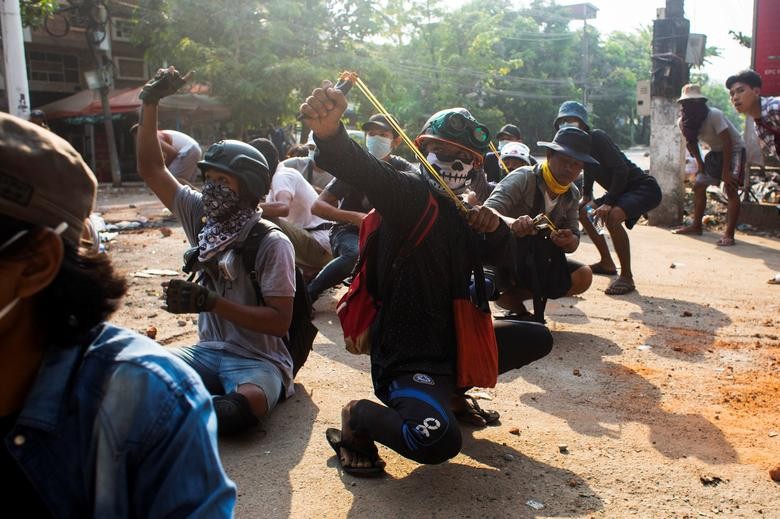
[0,112,96,245]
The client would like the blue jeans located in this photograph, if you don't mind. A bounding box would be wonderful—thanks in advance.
[306,226,359,301]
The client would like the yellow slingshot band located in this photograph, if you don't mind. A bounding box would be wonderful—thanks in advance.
[343,73,468,214]
[540,161,570,195]
[488,141,510,173]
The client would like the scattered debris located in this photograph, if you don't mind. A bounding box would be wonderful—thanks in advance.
[509,427,520,436]
[503,453,515,462]
[558,444,569,454]
[468,390,493,401]
[105,220,145,232]
[159,227,173,237]
[145,326,157,340]
[567,479,579,487]
[681,311,693,317]
[700,474,725,487]
[526,500,544,510]
[638,344,652,351]
[769,431,779,438]
[132,269,180,278]
[177,320,187,327]
[770,465,780,482]
[572,368,581,376]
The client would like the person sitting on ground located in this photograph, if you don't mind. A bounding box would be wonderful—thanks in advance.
[728,69,780,161]
[136,67,296,436]
[254,138,334,279]
[0,111,235,515]
[131,124,202,184]
[281,131,334,193]
[483,123,531,182]
[554,101,662,296]
[301,83,554,476]
[672,84,746,246]
[307,113,412,303]
[484,128,594,318]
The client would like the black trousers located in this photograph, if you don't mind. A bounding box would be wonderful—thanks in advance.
[349,320,553,464]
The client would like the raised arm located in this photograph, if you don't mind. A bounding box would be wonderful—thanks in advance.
[136,67,190,211]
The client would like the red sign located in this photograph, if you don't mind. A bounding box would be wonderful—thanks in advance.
[753,0,780,95]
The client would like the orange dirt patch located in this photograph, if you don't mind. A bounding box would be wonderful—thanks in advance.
[720,370,780,415]
[659,327,714,353]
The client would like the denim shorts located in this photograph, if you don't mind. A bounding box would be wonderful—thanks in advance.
[173,346,284,412]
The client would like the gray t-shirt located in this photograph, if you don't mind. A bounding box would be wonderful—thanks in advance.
[281,157,334,191]
[485,165,581,235]
[173,186,297,397]
[678,107,744,153]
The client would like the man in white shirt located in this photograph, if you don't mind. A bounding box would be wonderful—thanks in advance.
[252,138,333,275]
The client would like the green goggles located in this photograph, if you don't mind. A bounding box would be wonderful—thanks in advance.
[428,112,490,149]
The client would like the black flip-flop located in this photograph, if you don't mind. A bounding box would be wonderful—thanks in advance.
[454,395,501,427]
[325,428,385,477]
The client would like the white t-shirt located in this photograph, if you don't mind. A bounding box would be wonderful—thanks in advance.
[267,166,331,250]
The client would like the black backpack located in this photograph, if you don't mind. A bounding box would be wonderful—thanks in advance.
[183,220,317,377]
[241,220,318,377]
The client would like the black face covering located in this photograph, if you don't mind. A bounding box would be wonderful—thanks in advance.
[680,100,710,143]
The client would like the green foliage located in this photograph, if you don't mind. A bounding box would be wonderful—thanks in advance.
[728,30,751,49]
[19,0,59,28]
[135,0,655,147]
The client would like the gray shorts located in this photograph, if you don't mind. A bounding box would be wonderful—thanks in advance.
[698,149,746,187]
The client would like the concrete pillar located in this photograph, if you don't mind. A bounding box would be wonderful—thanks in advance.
[1,0,31,119]
[647,97,685,225]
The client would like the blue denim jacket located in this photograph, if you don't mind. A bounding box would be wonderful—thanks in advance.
[4,324,236,518]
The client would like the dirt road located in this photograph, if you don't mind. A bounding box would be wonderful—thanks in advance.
[99,186,779,518]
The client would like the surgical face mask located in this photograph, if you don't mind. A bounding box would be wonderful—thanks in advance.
[425,152,474,194]
[559,121,581,130]
[202,180,241,220]
[498,140,511,151]
[0,222,67,322]
[366,135,393,159]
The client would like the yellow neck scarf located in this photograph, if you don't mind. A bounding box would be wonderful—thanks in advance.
[541,161,570,195]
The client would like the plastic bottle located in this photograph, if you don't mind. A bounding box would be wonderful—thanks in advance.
[585,205,606,235]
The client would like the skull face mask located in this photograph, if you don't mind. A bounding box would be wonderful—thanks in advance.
[424,152,474,194]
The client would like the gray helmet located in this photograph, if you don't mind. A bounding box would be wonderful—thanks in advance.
[198,140,270,201]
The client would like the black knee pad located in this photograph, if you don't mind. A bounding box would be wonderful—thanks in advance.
[403,418,462,465]
[213,392,259,435]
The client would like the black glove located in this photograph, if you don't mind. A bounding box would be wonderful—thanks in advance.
[163,279,217,314]
[139,67,189,104]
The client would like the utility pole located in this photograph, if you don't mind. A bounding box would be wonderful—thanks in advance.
[1,0,31,119]
[647,0,689,226]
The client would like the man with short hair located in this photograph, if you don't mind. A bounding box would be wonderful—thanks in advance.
[727,69,779,160]
[672,84,746,246]
[0,111,235,516]
[484,123,528,182]
[131,124,201,183]
[485,128,594,317]
[257,139,334,277]
[281,131,334,192]
[136,67,296,436]
[307,113,412,302]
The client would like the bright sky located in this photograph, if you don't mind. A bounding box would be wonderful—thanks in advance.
[448,0,754,83]
[582,0,753,82]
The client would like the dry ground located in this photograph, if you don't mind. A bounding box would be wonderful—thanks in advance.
[98,186,780,518]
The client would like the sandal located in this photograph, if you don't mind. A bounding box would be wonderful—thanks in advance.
[454,395,500,427]
[495,309,535,321]
[325,428,385,477]
[716,236,735,247]
[605,277,636,296]
[589,263,618,276]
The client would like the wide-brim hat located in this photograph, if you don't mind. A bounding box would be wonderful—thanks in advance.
[537,127,599,165]
[361,113,398,137]
[677,83,708,103]
[496,124,522,140]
